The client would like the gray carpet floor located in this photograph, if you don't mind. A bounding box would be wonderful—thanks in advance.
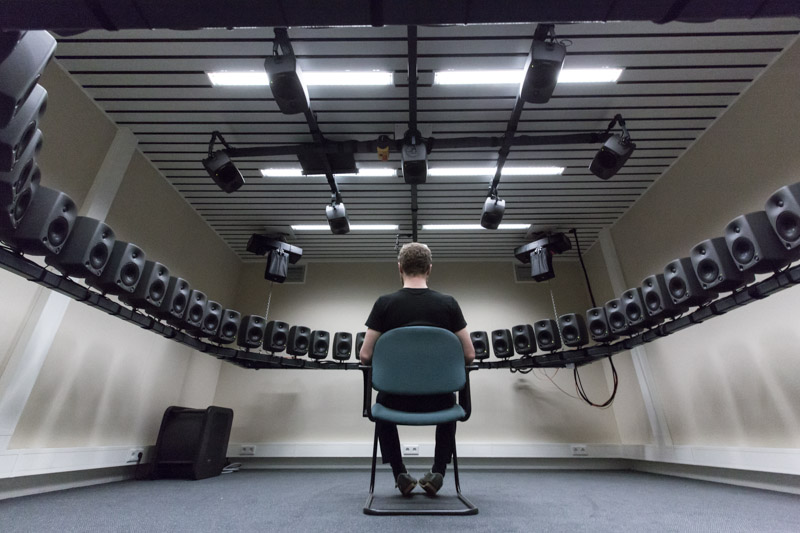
[1,469,799,532]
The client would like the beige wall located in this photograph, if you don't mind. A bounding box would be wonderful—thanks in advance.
[3,61,242,449]
[214,260,621,446]
[602,37,800,448]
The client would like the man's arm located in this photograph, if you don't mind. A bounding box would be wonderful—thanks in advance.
[454,328,475,364]
[359,328,382,365]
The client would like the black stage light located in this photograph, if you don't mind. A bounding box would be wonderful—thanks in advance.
[519,25,566,104]
[480,195,505,230]
[202,150,244,193]
[514,232,571,282]
[246,234,303,283]
[401,134,427,185]
[326,201,350,235]
[264,29,310,115]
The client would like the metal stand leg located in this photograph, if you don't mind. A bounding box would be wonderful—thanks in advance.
[364,425,379,511]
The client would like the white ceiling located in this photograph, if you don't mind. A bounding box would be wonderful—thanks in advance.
[51,18,800,262]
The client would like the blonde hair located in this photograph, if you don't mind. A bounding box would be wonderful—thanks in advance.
[398,242,432,276]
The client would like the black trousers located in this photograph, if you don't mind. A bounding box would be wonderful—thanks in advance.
[375,392,457,474]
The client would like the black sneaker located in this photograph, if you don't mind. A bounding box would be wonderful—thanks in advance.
[395,472,417,496]
[419,471,443,496]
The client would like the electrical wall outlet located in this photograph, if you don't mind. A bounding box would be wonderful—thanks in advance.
[240,445,256,456]
[126,448,144,464]
[570,444,588,456]
[402,444,419,456]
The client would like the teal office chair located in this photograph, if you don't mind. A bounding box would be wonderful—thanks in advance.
[361,326,478,515]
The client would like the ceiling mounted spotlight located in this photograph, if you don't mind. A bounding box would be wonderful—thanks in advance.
[519,24,566,104]
[246,234,303,284]
[590,114,636,180]
[401,130,428,185]
[264,28,310,115]
[480,193,506,230]
[514,232,572,282]
[326,196,350,235]
[202,131,244,193]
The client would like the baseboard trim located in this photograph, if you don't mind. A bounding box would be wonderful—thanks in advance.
[0,466,136,501]
[0,445,153,479]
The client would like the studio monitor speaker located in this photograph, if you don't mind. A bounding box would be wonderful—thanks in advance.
[534,319,562,351]
[355,331,366,358]
[511,324,537,355]
[264,54,310,115]
[86,241,145,295]
[120,260,169,308]
[765,182,800,251]
[663,257,715,308]
[690,237,754,293]
[0,129,41,231]
[263,320,289,352]
[604,298,630,335]
[332,332,353,361]
[44,216,115,278]
[586,306,617,343]
[640,273,686,320]
[726,211,799,273]
[621,287,660,330]
[309,330,330,360]
[197,300,222,338]
[0,84,46,172]
[211,309,240,345]
[237,315,265,349]
[491,329,514,358]
[287,325,311,356]
[0,31,56,128]
[470,331,490,360]
[1,185,75,255]
[151,277,190,321]
[558,313,589,348]
[179,290,207,331]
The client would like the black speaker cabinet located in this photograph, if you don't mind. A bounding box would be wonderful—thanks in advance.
[150,276,190,321]
[690,237,754,293]
[44,216,115,278]
[511,324,537,355]
[120,260,169,308]
[0,84,46,172]
[211,309,240,345]
[604,298,631,335]
[332,332,353,361]
[558,313,589,348]
[178,290,207,331]
[196,300,222,338]
[587,306,618,343]
[534,319,562,351]
[0,31,56,128]
[470,331,490,360]
[263,320,289,352]
[355,331,366,358]
[238,315,265,349]
[287,325,311,356]
[1,185,75,255]
[152,405,233,481]
[726,211,799,273]
[664,257,715,308]
[0,128,41,231]
[641,273,687,320]
[621,287,661,330]
[309,330,330,360]
[491,329,514,358]
[765,182,800,251]
[86,241,145,295]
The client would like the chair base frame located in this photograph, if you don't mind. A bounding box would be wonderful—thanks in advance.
[363,426,478,516]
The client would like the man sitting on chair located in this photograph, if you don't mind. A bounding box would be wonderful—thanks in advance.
[360,242,476,496]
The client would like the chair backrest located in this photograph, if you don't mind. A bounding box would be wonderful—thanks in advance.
[371,326,466,395]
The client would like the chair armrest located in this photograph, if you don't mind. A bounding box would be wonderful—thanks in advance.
[458,365,478,421]
[360,365,374,420]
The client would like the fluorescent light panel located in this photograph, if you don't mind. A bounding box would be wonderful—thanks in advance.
[261,168,396,177]
[422,224,530,230]
[427,166,564,176]
[207,70,392,87]
[434,68,622,85]
[292,224,398,231]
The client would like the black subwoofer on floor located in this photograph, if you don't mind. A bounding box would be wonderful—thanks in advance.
[151,405,233,481]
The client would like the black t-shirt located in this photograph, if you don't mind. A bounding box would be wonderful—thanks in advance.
[365,288,467,333]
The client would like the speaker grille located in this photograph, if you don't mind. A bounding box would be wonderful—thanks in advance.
[47,216,68,246]
[776,211,800,242]
[120,263,140,287]
[731,236,755,264]
[696,258,719,284]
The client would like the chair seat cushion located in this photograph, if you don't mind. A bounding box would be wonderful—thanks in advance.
[371,403,466,425]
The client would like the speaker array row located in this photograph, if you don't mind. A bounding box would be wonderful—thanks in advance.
[238,321,364,361]
[584,181,800,343]
[469,318,582,360]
